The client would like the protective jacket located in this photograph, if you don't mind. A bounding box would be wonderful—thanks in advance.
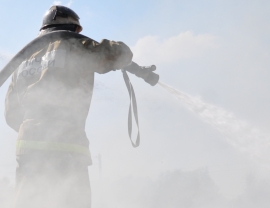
[5,31,133,165]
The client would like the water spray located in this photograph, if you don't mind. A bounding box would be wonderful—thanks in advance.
[158,81,270,169]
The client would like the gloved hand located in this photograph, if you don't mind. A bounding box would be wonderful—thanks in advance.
[91,39,133,73]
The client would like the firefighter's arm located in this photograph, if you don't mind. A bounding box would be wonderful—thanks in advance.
[82,39,133,74]
[5,74,23,132]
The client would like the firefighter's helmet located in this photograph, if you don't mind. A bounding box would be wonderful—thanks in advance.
[40,5,82,32]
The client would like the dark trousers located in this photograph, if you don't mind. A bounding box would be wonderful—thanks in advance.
[15,153,91,208]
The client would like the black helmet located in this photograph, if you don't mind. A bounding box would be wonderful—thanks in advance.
[40,5,82,32]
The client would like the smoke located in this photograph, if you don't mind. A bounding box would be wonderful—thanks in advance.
[0,178,14,208]
[66,0,73,7]
[2,3,270,208]
[52,0,73,7]
[159,82,270,169]
[88,168,270,208]
[52,1,62,5]
[235,174,270,208]
[1,168,270,208]
[93,168,223,208]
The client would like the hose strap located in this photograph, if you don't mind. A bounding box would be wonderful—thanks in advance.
[122,70,140,147]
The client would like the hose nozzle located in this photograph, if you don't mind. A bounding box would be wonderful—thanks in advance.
[123,62,159,86]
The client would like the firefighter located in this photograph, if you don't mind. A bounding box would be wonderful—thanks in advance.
[5,5,133,208]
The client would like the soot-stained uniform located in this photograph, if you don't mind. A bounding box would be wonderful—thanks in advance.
[5,32,132,208]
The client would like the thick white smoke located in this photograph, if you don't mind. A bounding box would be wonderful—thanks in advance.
[0,178,14,208]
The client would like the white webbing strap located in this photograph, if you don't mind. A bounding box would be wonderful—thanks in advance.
[122,70,140,148]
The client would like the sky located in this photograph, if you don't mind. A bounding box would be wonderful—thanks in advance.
[1,0,270,207]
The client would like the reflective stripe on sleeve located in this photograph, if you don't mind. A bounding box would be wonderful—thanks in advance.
[16,140,90,156]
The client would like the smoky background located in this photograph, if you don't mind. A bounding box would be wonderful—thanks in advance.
[1,0,270,207]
